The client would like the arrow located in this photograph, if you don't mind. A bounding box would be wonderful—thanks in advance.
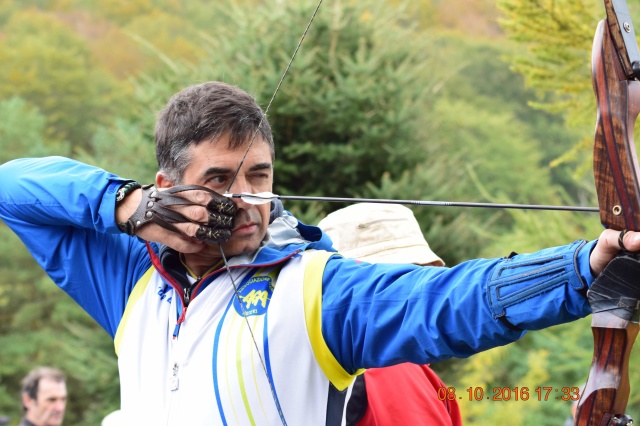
[223,192,599,212]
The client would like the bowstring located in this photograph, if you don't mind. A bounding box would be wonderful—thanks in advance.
[218,245,288,425]
[225,0,324,194]
[218,1,324,424]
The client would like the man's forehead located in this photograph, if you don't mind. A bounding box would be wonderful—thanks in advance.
[37,378,67,396]
[195,137,273,163]
[208,132,268,148]
[203,133,266,148]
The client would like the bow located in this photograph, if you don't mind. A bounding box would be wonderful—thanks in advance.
[575,0,640,424]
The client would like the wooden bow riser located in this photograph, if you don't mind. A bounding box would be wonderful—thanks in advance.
[576,312,638,425]
[592,20,640,232]
[575,18,640,426]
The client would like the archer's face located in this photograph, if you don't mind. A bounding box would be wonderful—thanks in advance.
[179,135,274,259]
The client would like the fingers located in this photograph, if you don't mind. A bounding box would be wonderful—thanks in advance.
[163,185,236,216]
[590,229,640,276]
[159,186,236,226]
[136,225,206,254]
[599,229,640,253]
[195,226,232,244]
[619,229,640,252]
[206,212,234,228]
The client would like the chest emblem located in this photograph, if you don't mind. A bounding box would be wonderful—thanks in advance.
[233,275,274,316]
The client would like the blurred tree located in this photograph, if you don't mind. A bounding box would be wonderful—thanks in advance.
[91,0,155,24]
[433,0,504,37]
[116,0,448,211]
[0,9,125,150]
[77,118,157,183]
[0,250,119,425]
[498,0,605,185]
[0,95,116,424]
[499,0,598,126]
[122,10,205,72]
[362,33,585,266]
[0,97,70,163]
[52,10,146,80]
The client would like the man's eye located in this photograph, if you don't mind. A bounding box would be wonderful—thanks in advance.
[251,173,270,180]
[209,176,227,184]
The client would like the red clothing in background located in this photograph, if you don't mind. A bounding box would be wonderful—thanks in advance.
[347,363,462,426]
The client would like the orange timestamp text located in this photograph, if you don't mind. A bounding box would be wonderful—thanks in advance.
[437,386,581,402]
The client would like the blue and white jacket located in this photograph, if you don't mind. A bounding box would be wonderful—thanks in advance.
[0,157,595,425]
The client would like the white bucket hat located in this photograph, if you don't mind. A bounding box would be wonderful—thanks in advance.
[318,203,444,266]
[102,410,124,426]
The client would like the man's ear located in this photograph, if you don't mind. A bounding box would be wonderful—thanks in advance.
[21,393,34,411]
[156,172,174,189]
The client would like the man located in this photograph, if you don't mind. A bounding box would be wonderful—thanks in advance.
[0,81,637,425]
[318,203,461,425]
[19,367,67,426]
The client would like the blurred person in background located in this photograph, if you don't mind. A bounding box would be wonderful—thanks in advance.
[19,367,67,426]
[318,203,461,426]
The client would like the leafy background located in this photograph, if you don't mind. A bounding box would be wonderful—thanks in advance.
[0,0,637,424]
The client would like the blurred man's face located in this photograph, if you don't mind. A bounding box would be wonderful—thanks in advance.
[23,378,67,426]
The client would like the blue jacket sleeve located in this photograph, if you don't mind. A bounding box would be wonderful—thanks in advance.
[0,157,152,337]
[321,239,595,373]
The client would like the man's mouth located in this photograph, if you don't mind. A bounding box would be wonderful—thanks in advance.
[232,222,257,235]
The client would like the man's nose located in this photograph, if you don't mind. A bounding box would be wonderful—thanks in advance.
[227,178,252,208]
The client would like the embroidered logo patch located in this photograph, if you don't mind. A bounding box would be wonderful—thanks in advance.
[233,275,274,316]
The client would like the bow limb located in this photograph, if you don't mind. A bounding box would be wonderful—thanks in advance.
[575,1,640,424]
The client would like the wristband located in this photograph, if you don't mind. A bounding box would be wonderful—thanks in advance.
[116,181,142,234]
[116,181,141,204]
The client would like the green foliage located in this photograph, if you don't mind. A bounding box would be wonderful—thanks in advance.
[76,119,157,183]
[498,0,603,176]
[120,0,446,202]
[0,97,70,163]
[226,1,441,199]
[0,227,119,424]
[498,0,598,121]
[0,9,125,150]
[122,10,205,67]
[362,34,588,267]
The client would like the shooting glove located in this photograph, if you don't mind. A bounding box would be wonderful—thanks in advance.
[118,184,236,244]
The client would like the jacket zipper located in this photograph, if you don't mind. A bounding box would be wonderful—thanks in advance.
[145,243,301,327]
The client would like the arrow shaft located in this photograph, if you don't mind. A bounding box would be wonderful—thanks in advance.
[271,195,598,212]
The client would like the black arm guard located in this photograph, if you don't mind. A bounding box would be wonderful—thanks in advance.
[588,254,640,321]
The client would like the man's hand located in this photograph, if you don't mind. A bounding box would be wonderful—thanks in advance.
[590,229,640,276]
[116,184,236,253]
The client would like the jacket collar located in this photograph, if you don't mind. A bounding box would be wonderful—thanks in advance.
[154,210,336,278]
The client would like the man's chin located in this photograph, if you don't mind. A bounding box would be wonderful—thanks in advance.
[45,417,64,426]
[220,239,263,257]
[200,237,263,258]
